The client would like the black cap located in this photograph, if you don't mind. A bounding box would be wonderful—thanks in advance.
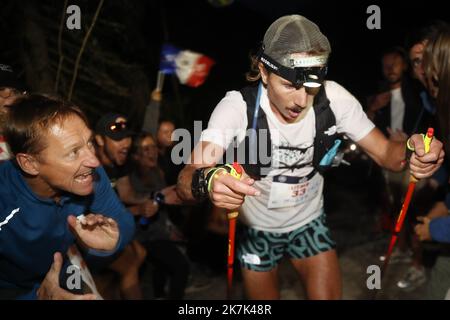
[95,113,134,141]
[0,64,22,90]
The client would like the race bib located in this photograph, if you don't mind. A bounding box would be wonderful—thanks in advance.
[267,171,322,209]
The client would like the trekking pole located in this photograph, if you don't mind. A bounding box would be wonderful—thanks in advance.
[226,162,243,299]
[374,128,434,299]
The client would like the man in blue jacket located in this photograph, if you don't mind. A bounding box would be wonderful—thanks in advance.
[0,94,135,299]
[415,193,450,243]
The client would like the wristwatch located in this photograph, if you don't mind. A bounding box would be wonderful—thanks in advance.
[150,191,165,205]
[191,167,209,200]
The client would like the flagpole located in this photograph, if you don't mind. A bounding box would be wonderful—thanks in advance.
[156,71,165,92]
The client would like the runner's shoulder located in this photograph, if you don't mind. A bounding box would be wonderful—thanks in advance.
[324,80,355,98]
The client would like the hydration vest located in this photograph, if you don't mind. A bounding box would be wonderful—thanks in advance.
[237,83,339,179]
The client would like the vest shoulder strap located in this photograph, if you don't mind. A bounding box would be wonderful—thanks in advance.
[312,87,338,173]
[239,85,272,179]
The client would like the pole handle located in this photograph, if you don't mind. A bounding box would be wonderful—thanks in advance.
[409,128,434,183]
[227,162,243,220]
[423,128,434,153]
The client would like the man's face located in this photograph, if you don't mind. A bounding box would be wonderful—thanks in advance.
[0,87,21,130]
[157,121,175,148]
[102,135,132,166]
[409,42,427,86]
[382,53,406,85]
[265,73,311,123]
[35,115,100,197]
[135,136,158,169]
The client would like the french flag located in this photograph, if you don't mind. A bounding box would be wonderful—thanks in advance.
[160,44,215,88]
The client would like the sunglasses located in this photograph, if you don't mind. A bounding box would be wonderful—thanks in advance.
[109,121,128,132]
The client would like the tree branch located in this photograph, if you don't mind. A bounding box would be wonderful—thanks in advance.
[54,0,68,93]
[67,0,105,101]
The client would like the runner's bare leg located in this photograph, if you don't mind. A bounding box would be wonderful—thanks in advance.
[291,249,342,300]
[241,266,280,299]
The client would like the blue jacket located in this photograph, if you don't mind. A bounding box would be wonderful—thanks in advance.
[429,192,450,244]
[0,161,135,299]
[430,217,450,244]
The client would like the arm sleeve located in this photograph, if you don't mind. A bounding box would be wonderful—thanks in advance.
[199,91,248,149]
[429,217,450,244]
[327,81,375,142]
[142,99,161,137]
[16,284,39,300]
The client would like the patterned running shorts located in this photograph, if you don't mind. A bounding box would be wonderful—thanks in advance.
[237,214,336,271]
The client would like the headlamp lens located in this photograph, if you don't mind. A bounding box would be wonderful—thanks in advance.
[294,66,327,89]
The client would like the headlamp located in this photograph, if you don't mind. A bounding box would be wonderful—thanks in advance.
[260,53,328,90]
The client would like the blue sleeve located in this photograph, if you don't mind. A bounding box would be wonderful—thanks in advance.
[429,217,450,244]
[16,285,39,300]
[87,166,135,257]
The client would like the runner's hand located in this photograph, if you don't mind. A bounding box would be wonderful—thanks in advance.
[408,134,444,179]
[209,167,260,211]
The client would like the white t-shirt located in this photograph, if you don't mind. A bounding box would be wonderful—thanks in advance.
[390,87,405,131]
[200,81,375,233]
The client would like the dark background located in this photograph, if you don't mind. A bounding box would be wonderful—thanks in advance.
[1,0,449,130]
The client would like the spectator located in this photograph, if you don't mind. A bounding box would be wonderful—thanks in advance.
[93,113,147,299]
[116,133,189,299]
[415,25,450,300]
[0,94,135,299]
